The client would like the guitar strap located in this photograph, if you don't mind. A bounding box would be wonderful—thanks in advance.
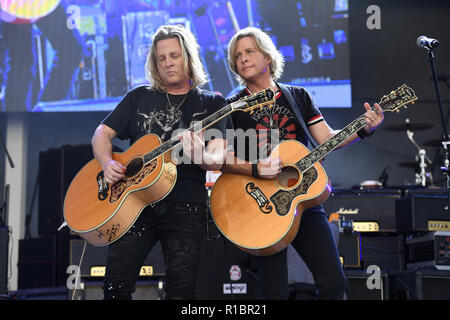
[277,83,318,149]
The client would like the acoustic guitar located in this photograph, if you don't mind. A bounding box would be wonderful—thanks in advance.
[210,84,418,256]
[63,88,275,246]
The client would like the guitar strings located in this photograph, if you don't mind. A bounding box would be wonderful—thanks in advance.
[277,165,301,187]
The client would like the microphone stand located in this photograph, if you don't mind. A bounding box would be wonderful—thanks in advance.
[425,47,450,210]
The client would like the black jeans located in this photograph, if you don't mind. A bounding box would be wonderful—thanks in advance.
[254,211,347,300]
[103,201,206,300]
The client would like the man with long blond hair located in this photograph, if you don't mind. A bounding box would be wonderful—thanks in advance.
[91,24,228,300]
[221,27,384,299]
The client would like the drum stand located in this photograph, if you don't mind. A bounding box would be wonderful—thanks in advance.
[406,129,432,187]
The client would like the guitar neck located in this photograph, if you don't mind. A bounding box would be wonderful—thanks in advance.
[297,105,382,173]
[143,104,234,164]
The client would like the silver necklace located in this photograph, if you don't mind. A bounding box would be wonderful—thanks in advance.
[165,91,188,109]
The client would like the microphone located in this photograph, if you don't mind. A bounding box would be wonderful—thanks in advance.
[417,35,440,49]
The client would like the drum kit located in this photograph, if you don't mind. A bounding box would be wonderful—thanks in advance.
[383,118,443,187]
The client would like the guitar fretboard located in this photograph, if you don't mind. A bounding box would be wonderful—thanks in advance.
[297,101,388,173]
[142,104,234,164]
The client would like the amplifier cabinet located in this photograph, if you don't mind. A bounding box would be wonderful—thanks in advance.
[69,279,164,300]
[338,232,361,269]
[344,270,390,300]
[406,231,450,270]
[324,189,402,233]
[360,234,406,272]
[389,269,450,300]
[18,234,71,289]
[395,195,450,233]
[70,239,165,278]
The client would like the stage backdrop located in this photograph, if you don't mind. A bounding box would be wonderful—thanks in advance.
[0,0,352,112]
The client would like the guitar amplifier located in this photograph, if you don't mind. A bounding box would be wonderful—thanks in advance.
[359,234,406,272]
[338,231,361,269]
[406,231,450,270]
[388,269,450,300]
[18,234,71,289]
[395,195,450,233]
[70,239,165,278]
[324,189,402,233]
[344,269,390,300]
[69,279,164,301]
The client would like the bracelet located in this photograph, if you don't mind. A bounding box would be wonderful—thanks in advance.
[252,163,259,178]
[357,128,375,139]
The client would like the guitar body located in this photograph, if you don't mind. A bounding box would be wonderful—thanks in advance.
[210,140,331,256]
[63,134,177,246]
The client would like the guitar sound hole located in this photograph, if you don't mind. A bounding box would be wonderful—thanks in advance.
[276,165,300,189]
[125,157,144,178]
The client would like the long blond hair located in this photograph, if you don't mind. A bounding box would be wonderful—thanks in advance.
[227,27,285,85]
[145,24,208,91]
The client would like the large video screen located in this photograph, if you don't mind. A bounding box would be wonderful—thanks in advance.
[0,0,351,112]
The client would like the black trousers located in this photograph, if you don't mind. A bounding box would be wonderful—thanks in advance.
[103,201,206,300]
[254,211,347,300]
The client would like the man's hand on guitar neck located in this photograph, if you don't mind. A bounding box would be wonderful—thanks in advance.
[362,102,384,133]
[179,131,228,171]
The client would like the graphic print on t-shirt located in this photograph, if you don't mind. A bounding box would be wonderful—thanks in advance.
[251,102,298,156]
[137,102,182,141]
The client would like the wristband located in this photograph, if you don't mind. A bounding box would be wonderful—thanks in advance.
[357,128,375,139]
[252,163,259,178]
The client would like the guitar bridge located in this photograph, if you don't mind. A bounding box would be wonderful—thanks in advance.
[246,183,273,214]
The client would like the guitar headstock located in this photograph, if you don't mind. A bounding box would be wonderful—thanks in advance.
[380,84,418,113]
[231,88,276,113]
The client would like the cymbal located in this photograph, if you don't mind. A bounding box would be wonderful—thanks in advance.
[423,139,442,147]
[398,161,419,168]
[383,123,433,131]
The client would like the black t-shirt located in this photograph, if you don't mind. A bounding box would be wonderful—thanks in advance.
[227,85,323,161]
[102,85,227,204]
[226,84,326,214]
